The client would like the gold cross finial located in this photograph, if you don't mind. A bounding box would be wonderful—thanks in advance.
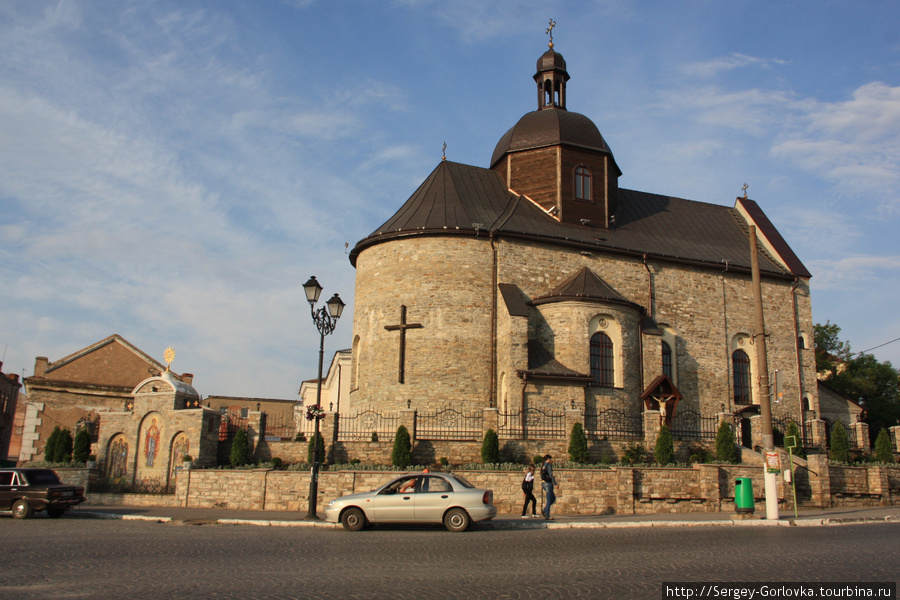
[163,347,175,372]
[442,142,447,161]
[546,19,556,49]
[741,183,749,199]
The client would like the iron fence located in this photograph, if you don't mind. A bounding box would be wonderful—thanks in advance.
[669,409,719,441]
[771,415,814,450]
[337,409,400,442]
[583,408,643,440]
[263,410,297,441]
[416,408,482,441]
[218,409,248,442]
[499,408,566,439]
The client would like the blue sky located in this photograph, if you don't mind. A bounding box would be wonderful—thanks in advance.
[2,0,899,399]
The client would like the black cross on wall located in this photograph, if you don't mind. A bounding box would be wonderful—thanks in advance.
[384,305,423,384]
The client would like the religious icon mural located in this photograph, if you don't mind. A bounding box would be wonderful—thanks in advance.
[144,416,160,467]
[107,434,129,481]
[169,432,190,483]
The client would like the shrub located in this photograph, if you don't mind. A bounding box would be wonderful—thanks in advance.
[783,421,806,458]
[44,426,63,463]
[568,422,590,463]
[654,424,675,465]
[619,441,648,465]
[73,428,92,464]
[533,455,543,465]
[349,458,361,465]
[307,431,325,465]
[688,445,712,464]
[293,432,307,442]
[829,422,851,463]
[715,420,738,464]
[271,457,283,469]
[391,425,412,468]
[230,429,250,467]
[370,431,379,442]
[874,428,895,464]
[481,428,500,464]
[439,457,449,466]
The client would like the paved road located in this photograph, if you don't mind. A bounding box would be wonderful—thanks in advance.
[1,517,898,599]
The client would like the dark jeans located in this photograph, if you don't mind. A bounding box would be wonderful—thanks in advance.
[522,490,536,515]
[542,481,556,518]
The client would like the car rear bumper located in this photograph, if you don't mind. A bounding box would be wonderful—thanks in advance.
[467,504,497,523]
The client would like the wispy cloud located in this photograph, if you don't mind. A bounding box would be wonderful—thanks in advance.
[682,53,788,78]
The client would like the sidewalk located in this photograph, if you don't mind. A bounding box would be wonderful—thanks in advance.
[73,504,900,529]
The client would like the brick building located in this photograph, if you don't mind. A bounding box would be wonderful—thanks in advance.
[0,362,22,465]
[344,43,818,447]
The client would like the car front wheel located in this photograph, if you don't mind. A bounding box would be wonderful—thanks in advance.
[443,508,470,532]
[341,507,366,531]
[12,499,32,519]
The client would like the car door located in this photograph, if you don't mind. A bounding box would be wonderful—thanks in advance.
[0,471,14,509]
[413,475,454,522]
[371,476,417,522]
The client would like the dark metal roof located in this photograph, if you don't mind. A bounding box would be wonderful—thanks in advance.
[498,283,530,317]
[490,108,617,169]
[350,160,807,279]
[531,267,642,311]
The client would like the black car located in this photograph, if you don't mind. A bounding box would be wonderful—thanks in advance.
[0,468,86,519]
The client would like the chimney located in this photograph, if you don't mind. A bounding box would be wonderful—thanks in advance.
[181,373,194,385]
[34,357,49,378]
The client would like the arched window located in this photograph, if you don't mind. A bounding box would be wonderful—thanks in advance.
[590,332,614,386]
[732,349,752,405]
[575,166,591,200]
[662,341,673,379]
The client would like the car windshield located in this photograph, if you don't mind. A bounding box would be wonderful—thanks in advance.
[24,470,62,485]
[450,474,475,488]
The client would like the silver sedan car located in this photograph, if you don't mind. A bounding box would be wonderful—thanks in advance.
[324,472,497,532]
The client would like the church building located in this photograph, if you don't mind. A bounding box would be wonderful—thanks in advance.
[346,41,818,439]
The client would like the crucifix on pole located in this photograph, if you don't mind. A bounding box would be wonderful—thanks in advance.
[384,304,423,384]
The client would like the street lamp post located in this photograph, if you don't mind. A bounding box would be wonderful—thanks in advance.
[302,275,345,520]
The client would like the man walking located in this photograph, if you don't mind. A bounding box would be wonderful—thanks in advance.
[540,454,559,520]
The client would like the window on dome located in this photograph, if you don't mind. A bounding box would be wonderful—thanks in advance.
[575,166,591,201]
[590,332,614,386]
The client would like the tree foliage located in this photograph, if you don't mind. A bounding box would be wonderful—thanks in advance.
[815,321,900,445]
[654,424,675,465]
[73,428,92,464]
[568,422,590,463]
[874,428,895,464]
[231,428,250,467]
[829,422,851,463]
[715,420,739,464]
[44,426,73,463]
[784,421,806,459]
[391,425,412,468]
[480,428,500,464]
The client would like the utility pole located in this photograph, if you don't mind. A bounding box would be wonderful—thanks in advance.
[750,225,779,520]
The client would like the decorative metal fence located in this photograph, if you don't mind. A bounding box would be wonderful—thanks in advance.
[669,409,719,441]
[337,409,400,442]
[218,409,248,442]
[416,408,482,441]
[583,409,643,440]
[263,410,297,441]
[771,415,814,450]
[499,408,566,439]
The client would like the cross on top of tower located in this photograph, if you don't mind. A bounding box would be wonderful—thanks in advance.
[546,19,557,49]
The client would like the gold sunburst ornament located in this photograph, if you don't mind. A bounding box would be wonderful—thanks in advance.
[163,347,175,372]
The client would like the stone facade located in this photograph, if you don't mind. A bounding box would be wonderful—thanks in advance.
[0,362,21,463]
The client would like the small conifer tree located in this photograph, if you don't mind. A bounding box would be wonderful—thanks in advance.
[874,428,895,464]
[231,429,250,467]
[44,426,62,462]
[568,422,590,463]
[391,425,412,468]
[73,428,92,463]
[715,420,738,464]
[307,431,325,465]
[784,421,806,459]
[654,424,675,465]
[829,422,851,463]
[480,428,500,464]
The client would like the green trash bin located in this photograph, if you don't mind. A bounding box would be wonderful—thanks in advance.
[734,477,754,513]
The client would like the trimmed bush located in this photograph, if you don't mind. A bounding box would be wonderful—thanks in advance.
[782,421,806,458]
[654,424,675,465]
[481,428,500,464]
[44,426,63,463]
[715,420,738,464]
[829,422,851,463]
[231,429,250,467]
[391,425,412,468]
[307,431,325,465]
[568,422,590,463]
[619,441,648,465]
[73,428,92,464]
[874,428,895,464]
